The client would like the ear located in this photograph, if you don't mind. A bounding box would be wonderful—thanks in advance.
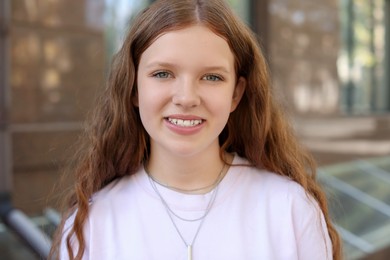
[230,77,246,112]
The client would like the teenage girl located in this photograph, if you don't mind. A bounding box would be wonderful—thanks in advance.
[51,0,342,259]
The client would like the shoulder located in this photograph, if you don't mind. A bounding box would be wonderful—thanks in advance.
[232,156,332,258]
[68,168,144,225]
[232,155,308,200]
[230,155,320,221]
[90,167,143,205]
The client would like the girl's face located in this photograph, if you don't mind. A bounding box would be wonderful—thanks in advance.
[136,25,245,159]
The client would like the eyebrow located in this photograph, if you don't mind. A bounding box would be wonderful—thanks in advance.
[145,61,231,74]
[145,62,176,69]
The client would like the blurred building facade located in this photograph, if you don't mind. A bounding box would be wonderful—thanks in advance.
[0,0,389,259]
[2,0,108,214]
[270,0,390,167]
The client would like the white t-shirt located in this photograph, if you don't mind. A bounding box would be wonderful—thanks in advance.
[61,155,332,259]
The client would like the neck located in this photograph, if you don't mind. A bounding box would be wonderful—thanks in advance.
[146,149,231,193]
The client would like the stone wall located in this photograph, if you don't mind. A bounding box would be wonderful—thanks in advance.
[10,0,105,214]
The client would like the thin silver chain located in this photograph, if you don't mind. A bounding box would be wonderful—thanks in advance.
[147,164,225,194]
[148,175,219,222]
[147,164,225,222]
[147,164,224,252]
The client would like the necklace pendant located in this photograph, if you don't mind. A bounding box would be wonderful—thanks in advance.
[187,245,192,260]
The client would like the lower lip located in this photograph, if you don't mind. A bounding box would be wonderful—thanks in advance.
[164,119,205,135]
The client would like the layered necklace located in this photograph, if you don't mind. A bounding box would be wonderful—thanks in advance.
[146,163,226,260]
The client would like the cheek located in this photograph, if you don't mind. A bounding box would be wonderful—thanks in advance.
[204,88,235,112]
[138,94,157,122]
[137,83,170,122]
[137,80,157,108]
[206,96,233,124]
[136,87,153,120]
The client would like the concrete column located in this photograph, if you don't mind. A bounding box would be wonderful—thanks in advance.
[250,0,269,59]
[0,0,11,194]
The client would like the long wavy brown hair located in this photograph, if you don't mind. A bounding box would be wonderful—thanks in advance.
[50,0,342,259]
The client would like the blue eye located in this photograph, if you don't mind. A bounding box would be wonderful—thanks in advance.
[152,71,171,78]
[203,74,223,81]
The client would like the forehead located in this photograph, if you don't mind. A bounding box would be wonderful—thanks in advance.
[139,25,235,71]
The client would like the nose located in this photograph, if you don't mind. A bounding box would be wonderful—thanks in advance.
[172,78,201,108]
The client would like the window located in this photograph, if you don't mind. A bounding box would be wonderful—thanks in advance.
[339,0,389,114]
[227,0,250,22]
[105,0,150,62]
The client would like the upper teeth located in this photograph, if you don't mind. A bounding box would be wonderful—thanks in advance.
[168,118,202,127]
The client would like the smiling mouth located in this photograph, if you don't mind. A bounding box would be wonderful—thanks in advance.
[167,118,203,127]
